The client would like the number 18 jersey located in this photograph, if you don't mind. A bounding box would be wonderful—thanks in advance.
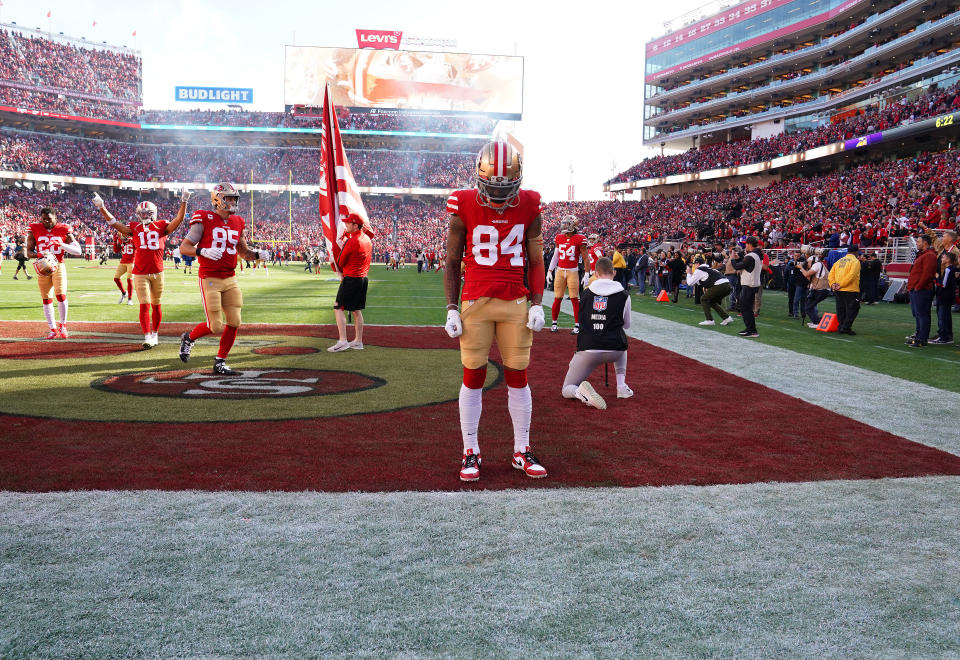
[190,209,245,279]
[130,220,169,274]
[447,188,542,301]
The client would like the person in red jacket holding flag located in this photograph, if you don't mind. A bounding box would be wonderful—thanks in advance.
[328,214,373,352]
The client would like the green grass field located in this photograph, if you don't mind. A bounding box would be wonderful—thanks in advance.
[0,259,447,327]
[3,257,960,657]
[2,258,956,392]
[628,285,960,393]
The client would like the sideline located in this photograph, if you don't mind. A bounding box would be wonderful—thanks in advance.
[547,292,960,456]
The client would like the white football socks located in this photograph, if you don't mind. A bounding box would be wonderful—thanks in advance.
[562,384,579,399]
[459,385,482,454]
[507,385,532,453]
[42,302,55,329]
[616,372,626,389]
[57,299,68,324]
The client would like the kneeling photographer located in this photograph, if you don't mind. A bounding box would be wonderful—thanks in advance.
[686,257,734,326]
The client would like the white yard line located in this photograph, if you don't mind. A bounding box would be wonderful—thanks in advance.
[548,292,960,455]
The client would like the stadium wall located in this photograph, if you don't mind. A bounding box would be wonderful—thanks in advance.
[634,173,781,200]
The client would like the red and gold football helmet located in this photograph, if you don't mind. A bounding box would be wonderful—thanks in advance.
[33,254,58,276]
[476,141,522,211]
[211,182,240,214]
[135,201,157,222]
[560,215,578,235]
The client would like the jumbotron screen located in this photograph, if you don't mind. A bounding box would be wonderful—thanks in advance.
[284,46,524,119]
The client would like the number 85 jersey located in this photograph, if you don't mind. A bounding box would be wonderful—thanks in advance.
[447,188,542,301]
[191,209,245,279]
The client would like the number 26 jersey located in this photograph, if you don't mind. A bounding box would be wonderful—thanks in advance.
[190,209,245,279]
[447,188,542,301]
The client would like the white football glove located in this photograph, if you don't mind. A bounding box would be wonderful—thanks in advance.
[581,272,592,287]
[527,304,545,332]
[180,189,193,204]
[445,309,463,338]
[91,193,104,209]
[546,270,554,287]
[200,246,224,261]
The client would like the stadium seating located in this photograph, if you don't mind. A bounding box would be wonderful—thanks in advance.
[610,82,960,184]
[0,132,474,188]
[0,27,140,122]
[3,149,956,266]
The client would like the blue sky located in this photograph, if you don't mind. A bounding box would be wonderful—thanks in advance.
[1,0,703,200]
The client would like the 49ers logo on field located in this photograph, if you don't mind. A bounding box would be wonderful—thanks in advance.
[95,368,384,399]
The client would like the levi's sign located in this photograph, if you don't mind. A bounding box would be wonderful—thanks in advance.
[175,86,253,104]
[356,29,402,50]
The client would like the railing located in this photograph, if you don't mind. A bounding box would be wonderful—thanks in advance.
[650,10,960,125]
[649,0,927,103]
[648,47,960,142]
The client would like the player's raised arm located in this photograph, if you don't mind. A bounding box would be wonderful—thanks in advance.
[164,190,193,235]
[92,193,131,236]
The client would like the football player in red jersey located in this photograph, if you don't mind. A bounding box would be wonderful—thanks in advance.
[586,233,604,284]
[177,182,268,375]
[546,215,589,334]
[93,192,191,348]
[111,232,135,305]
[26,207,83,339]
[444,140,548,482]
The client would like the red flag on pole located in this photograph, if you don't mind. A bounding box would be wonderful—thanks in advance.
[132,30,136,36]
[46,10,51,17]
[92,20,97,27]
[318,82,372,271]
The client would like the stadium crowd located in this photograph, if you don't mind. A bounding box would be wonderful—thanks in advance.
[0,27,140,122]
[610,81,960,183]
[0,131,474,189]
[558,149,958,250]
[4,148,958,269]
[140,109,497,135]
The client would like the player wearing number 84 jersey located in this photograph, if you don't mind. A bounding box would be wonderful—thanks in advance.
[178,182,267,375]
[444,140,548,482]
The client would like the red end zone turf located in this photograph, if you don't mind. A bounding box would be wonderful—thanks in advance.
[1,321,959,492]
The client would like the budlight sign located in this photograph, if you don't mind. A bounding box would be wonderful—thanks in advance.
[175,86,253,104]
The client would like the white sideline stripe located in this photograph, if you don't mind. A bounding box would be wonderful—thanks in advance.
[547,292,960,456]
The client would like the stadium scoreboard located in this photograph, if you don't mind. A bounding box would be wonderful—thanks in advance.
[284,46,523,119]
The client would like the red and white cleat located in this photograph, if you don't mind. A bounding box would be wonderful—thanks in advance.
[57,324,69,339]
[45,328,60,340]
[459,449,481,482]
[512,447,548,479]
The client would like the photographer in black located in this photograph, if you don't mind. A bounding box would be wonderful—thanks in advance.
[731,236,762,338]
[686,256,734,326]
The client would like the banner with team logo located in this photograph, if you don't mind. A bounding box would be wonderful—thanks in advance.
[318,83,372,272]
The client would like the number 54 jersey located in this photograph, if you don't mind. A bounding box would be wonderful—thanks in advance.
[447,188,542,301]
[191,209,245,279]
